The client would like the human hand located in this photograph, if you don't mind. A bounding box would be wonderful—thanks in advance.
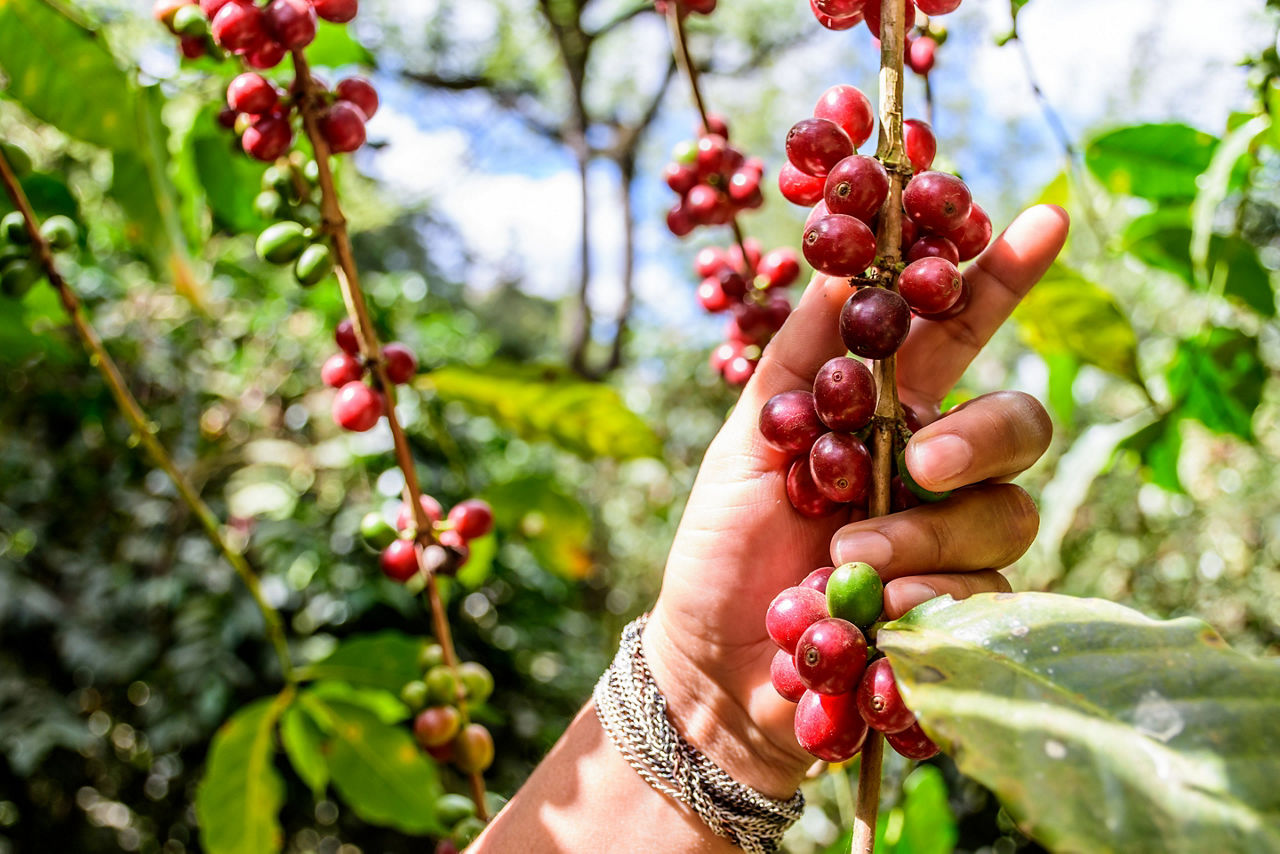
[642,205,1069,797]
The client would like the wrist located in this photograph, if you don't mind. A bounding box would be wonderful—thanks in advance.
[642,608,811,800]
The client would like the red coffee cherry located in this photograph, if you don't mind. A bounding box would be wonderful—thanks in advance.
[246,39,287,69]
[824,155,889,223]
[856,658,917,734]
[899,257,964,315]
[794,689,869,762]
[813,356,876,432]
[332,381,381,431]
[335,318,360,355]
[381,342,418,384]
[916,0,961,13]
[765,586,829,654]
[722,353,757,386]
[241,114,293,161]
[803,214,876,278]
[794,617,868,695]
[770,648,806,702]
[211,0,266,53]
[263,0,316,49]
[885,720,940,760]
[757,248,801,289]
[312,0,358,23]
[666,203,695,237]
[759,391,826,455]
[785,118,854,178]
[839,288,911,360]
[396,494,445,531]
[906,235,960,265]
[814,0,865,17]
[778,162,827,206]
[226,73,278,115]
[697,278,731,313]
[321,352,364,388]
[813,84,874,149]
[448,499,494,540]
[800,566,837,593]
[413,705,462,749]
[809,432,872,505]
[809,0,863,30]
[907,36,937,75]
[915,276,971,322]
[941,203,992,261]
[453,723,495,774]
[200,0,233,16]
[786,457,842,518]
[903,119,937,173]
[380,539,419,581]
[320,102,367,153]
[903,171,973,233]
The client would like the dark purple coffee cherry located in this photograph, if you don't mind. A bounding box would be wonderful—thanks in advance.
[809,432,872,504]
[794,617,868,695]
[813,356,876,432]
[823,155,889,223]
[759,391,826,455]
[839,288,911,360]
[803,214,876,278]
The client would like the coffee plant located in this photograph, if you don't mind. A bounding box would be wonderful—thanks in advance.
[2,0,1280,853]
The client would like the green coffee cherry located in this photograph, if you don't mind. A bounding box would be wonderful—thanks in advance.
[172,4,207,36]
[424,665,460,705]
[826,562,884,630]
[253,190,286,221]
[419,642,446,672]
[294,242,333,286]
[360,511,398,550]
[293,202,322,228]
[671,139,697,165]
[399,680,429,712]
[262,165,293,197]
[0,258,41,299]
[303,159,320,184]
[458,661,494,704]
[0,143,32,178]
[451,816,487,847]
[1,212,29,245]
[39,215,77,251]
[435,793,477,828]
[255,221,308,265]
[897,450,952,503]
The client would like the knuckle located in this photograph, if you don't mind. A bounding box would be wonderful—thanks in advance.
[989,484,1039,564]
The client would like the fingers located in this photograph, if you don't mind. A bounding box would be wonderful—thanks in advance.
[883,570,1011,620]
[904,391,1052,493]
[829,484,1039,579]
[897,204,1070,408]
[740,274,850,411]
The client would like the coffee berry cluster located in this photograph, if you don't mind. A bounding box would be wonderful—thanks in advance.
[696,239,801,386]
[0,211,76,300]
[767,562,938,762]
[808,0,961,34]
[319,318,418,434]
[399,644,502,850]
[155,0,377,160]
[250,156,338,284]
[665,117,765,237]
[360,489,494,580]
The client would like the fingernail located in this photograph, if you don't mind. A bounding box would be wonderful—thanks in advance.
[908,433,973,488]
[892,581,938,611]
[832,530,893,570]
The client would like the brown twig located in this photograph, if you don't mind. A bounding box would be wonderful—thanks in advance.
[290,49,489,822]
[0,146,295,683]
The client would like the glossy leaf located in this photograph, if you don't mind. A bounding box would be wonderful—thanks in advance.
[300,631,425,693]
[879,593,1280,854]
[1013,264,1142,384]
[1166,329,1264,442]
[419,363,662,460]
[1085,124,1218,201]
[195,694,288,854]
[279,704,328,797]
[300,694,443,835]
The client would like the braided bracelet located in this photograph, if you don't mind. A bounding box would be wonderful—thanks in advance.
[593,614,805,853]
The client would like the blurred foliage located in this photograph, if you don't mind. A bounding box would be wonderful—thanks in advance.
[0,0,1277,853]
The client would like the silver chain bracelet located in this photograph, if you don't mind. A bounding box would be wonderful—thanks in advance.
[593,614,805,853]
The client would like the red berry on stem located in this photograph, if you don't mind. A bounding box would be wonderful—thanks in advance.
[916,0,961,13]
[757,248,801,289]
[766,586,829,654]
[396,494,445,530]
[795,617,868,695]
[722,354,756,386]
[667,203,695,237]
[864,0,916,38]
[813,356,876,432]
[321,102,367,153]
[332,381,382,431]
[413,706,461,749]
[801,566,837,593]
[899,257,963,315]
[907,36,937,75]
[709,342,737,374]
[227,73,278,115]
[697,277,731,313]
[728,169,761,204]
[336,77,379,120]
[906,235,959,265]
[787,457,842,518]
[454,724,495,774]
[813,85,874,150]
[263,0,316,48]
[814,0,865,18]
[694,247,729,278]
[246,40,287,69]
[903,171,973,233]
[903,119,937,173]
[335,318,360,355]
[941,203,992,261]
[200,0,232,16]
[685,184,720,221]
[824,155,889,223]
[785,118,854,178]
[839,288,911,360]
[241,114,293,161]
[380,539,419,581]
[803,214,876,278]
[770,648,806,703]
[321,352,364,388]
[381,342,417,384]
[856,658,917,734]
[809,432,872,504]
[211,1,266,53]
[702,113,730,139]
[665,162,698,196]
[179,36,207,59]
[778,162,826,207]
[809,0,863,30]
[449,499,494,540]
[914,276,971,322]
[313,0,358,23]
[794,690,869,762]
[759,391,826,455]
[695,134,728,175]
[885,720,940,760]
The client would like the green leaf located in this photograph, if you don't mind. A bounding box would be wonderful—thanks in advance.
[1085,124,1218,201]
[0,0,138,151]
[456,532,498,588]
[887,765,958,854]
[307,681,409,724]
[300,631,425,693]
[195,693,289,854]
[187,105,270,234]
[279,704,329,797]
[879,593,1280,854]
[1190,115,1269,285]
[1122,415,1185,493]
[305,21,376,69]
[0,173,78,221]
[1166,329,1265,442]
[419,363,662,460]
[300,694,443,835]
[484,475,593,579]
[1043,352,1079,429]
[1013,264,1142,384]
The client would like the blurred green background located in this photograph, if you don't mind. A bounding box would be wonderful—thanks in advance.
[0,0,1277,851]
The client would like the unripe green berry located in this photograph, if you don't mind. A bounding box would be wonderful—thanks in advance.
[451,816,487,847]
[262,164,293,196]
[39,215,77,251]
[671,140,697,165]
[419,642,446,672]
[826,562,884,630]
[897,449,952,503]
[256,221,308,265]
[458,661,494,704]
[0,143,32,177]
[303,159,320,184]
[294,243,333,286]
[254,190,286,221]
[1,212,29,245]
[425,665,460,705]
[0,258,40,299]
[293,203,322,228]
[434,793,476,828]
[360,511,398,550]
[173,4,208,36]
[400,680,429,711]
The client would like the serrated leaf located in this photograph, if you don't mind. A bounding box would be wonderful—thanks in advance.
[300,631,425,692]
[418,363,661,460]
[301,694,443,835]
[1166,329,1264,442]
[1013,264,1141,384]
[879,593,1280,854]
[195,694,289,854]
[1086,124,1218,201]
[280,704,328,797]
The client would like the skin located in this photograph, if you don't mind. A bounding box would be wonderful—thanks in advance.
[473,204,1069,852]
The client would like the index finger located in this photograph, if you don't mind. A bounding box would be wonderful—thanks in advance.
[896,204,1070,409]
